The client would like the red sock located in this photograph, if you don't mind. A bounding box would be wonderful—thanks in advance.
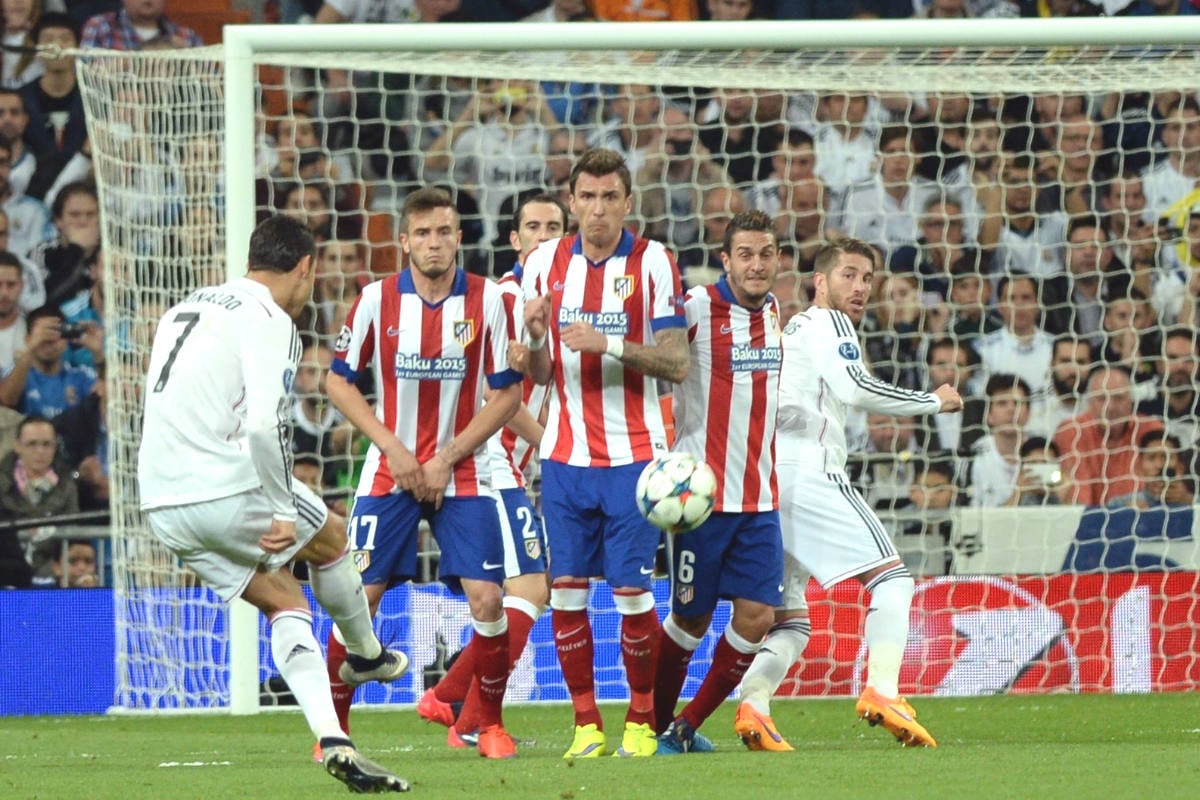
[652,625,694,733]
[326,631,353,735]
[458,604,539,732]
[680,633,755,730]
[552,608,601,728]
[435,636,477,704]
[620,608,660,727]
[473,629,509,729]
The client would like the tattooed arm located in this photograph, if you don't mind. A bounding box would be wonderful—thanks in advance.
[559,323,690,384]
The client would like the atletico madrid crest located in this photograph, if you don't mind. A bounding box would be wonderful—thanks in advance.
[525,539,541,560]
[453,320,476,347]
[676,585,694,605]
[612,275,635,301]
[352,550,371,573]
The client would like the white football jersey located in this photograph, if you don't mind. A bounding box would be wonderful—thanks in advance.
[138,278,303,521]
[776,306,941,473]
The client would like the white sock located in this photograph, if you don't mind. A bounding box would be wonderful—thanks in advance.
[271,610,345,741]
[863,567,915,699]
[737,616,811,716]
[309,552,381,659]
[663,613,703,652]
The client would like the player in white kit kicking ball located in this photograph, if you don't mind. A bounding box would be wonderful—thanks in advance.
[734,236,962,750]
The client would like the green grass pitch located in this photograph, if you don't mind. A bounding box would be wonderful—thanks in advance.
[4,694,1200,799]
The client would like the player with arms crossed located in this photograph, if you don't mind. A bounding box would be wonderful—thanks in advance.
[325,187,524,759]
[735,237,962,750]
[418,193,566,747]
[652,209,785,754]
[523,148,689,759]
[138,215,410,793]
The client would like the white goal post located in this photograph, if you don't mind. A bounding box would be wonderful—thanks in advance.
[77,17,1200,715]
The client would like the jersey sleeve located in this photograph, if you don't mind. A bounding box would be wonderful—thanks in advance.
[330,282,380,383]
[485,283,522,391]
[647,244,686,332]
[815,309,941,416]
[241,313,302,522]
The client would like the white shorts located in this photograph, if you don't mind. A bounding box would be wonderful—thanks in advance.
[146,482,329,603]
[779,461,898,590]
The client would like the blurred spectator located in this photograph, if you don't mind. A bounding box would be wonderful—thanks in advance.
[0,89,35,199]
[0,250,24,371]
[1043,215,1119,345]
[843,125,942,257]
[1140,95,1200,222]
[774,176,840,268]
[746,127,815,218]
[1042,112,1105,215]
[964,373,1031,507]
[591,0,698,20]
[976,272,1054,402]
[862,272,925,391]
[291,340,354,490]
[809,92,876,212]
[0,303,96,416]
[637,104,731,262]
[1027,333,1092,439]
[19,12,85,199]
[588,83,663,176]
[30,180,98,304]
[0,134,53,257]
[51,359,106,514]
[916,336,987,454]
[276,179,335,241]
[1106,430,1194,510]
[1097,170,1156,288]
[0,414,79,586]
[1008,436,1073,506]
[1122,0,1199,15]
[945,260,1002,351]
[904,455,958,576]
[848,411,921,518]
[677,183,747,287]
[1099,289,1160,395]
[772,268,807,322]
[293,451,348,515]
[977,151,1068,278]
[697,87,780,186]
[1054,364,1164,506]
[0,207,44,311]
[887,196,985,301]
[30,537,98,587]
[704,0,755,17]
[1,0,44,89]
[80,0,203,50]
[312,237,367,343]
[423,78,554,246]
[1138,327,1200,446]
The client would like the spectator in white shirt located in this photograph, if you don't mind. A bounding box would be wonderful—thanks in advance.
[966,373,1031,507]
[976,271,1054,401]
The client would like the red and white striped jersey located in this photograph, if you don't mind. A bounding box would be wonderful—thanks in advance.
[522,230,686,467]
[672,278,782,513]
[487,264,549,490]
[331,267,521,498]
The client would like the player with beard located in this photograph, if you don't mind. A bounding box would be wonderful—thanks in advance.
[324,187,523,759]
[734,237,961,751]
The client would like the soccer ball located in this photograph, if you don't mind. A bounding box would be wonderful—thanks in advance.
[635,452,717,534]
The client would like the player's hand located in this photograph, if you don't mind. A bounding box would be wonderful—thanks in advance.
[560,321,606,354]
[933,383,963,413]
[523,294,551,340]
[420,453,453,510]
[259,518,297,554]
[384,440,425,497]
[508,340,530,373]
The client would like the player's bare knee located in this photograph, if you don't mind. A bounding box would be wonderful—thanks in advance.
[731,601,775,642]
[505,572,549,609]
[243,568,306,617]
[464,579,504,621]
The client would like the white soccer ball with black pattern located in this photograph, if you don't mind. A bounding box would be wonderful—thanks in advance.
[635,452,717,534]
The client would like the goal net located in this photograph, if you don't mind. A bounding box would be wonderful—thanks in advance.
[76,18,1200,712]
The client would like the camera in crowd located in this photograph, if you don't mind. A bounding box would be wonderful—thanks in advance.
[59,322,85,341]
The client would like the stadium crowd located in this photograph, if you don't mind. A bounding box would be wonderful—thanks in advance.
[2,0,1200,590]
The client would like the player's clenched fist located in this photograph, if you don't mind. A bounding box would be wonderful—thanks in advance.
[933,383,963,413]
[523,294,551,340]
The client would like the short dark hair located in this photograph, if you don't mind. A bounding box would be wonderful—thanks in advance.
[0,250,21,274]
[27,303,65,327]
[1066,214,1106,242]
[32,11,81,44]
[812,236,877,276]
[926,336,979,368]
[721,209,775,254]
[247,215,316,273]
[17,414,55,440]
[51,181,97,220]
[996,270,1038,302]
[1019,436,1060,459]
[1138,429,1180,451]
[513,192,567,232]
[401,186,457,233]
[916,454,957,484]
[568,148,631,197]
[984,372,1032,399]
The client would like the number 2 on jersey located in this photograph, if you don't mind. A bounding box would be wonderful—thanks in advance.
[153,312,200,392]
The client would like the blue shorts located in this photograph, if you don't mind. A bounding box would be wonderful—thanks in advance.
[668,510,784,618]
[349,493,504,593]
[496,487,547,579]
[540,460,661,589]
